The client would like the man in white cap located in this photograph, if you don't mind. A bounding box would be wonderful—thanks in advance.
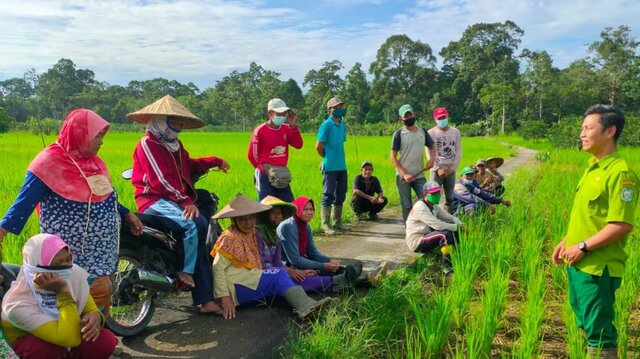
[315,96,348,234]
[247,98,303,202]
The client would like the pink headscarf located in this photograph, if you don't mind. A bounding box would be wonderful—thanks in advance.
[27,109,113,202]
[2,234,90,332]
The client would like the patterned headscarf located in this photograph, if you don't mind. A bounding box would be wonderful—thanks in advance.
[211,224,263,270]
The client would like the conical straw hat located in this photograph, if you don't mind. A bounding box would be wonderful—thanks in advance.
[126,95,205,129]
[259,196,297,219]
[213,194,272,219]
[486,157,504,168]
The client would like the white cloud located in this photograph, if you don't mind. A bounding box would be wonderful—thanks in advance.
[0,0,638,89]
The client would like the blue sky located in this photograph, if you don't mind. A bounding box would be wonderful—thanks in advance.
[0,0,638,90]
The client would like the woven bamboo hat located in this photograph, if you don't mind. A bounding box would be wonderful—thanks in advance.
[213,194,272,219]
[486,157,504,168]
[126,95,205,129]
[259,196,297,219]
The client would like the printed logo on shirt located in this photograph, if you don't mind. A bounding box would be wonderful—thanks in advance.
[270,146,286,156]
[621,179,637,186]
[622,187,633,203]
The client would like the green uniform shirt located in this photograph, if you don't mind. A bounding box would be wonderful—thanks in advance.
[565,151,639,277]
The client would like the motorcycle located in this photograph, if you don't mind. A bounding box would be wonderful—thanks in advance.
[106,169,221,337]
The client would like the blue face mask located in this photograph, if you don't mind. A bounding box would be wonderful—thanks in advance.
[462,178,473,185]
[436,118,449,128]
[273,116,286,126]
[332,108,346,119]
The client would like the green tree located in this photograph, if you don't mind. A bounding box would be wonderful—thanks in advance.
[521,50,559,121]
[588,25,639,106]
[340,63,370,124]
[0,107,13,133]
[440,21,524,124]
[303,60,344,123]
[369,34,437,120]
[36,58,96,118]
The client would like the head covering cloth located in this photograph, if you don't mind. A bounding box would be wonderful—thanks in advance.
[210,194,271,270]
[2,234,90,332]
[27,109,112,203]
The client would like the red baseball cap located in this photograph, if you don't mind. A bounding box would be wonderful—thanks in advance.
[433,107,448,120]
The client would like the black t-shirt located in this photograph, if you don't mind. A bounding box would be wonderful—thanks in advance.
[353,175,382,196]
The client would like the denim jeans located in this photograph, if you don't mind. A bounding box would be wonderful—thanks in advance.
[429,171,456,209]
[396,175,426,222]
[321,170,348,206]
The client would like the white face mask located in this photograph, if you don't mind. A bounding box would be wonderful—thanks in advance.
[86,174,114,196]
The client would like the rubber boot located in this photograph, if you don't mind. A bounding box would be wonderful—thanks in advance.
[367,261,388,287]
[331,265,357,293]
[332,204,345,231]
[321,206,335,235]
[283,286,333,320]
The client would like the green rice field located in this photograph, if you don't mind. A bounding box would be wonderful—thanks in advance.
[0,131,514,263]
[285,146,640,358]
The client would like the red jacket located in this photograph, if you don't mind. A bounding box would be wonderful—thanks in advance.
[247,123,303,172]
[132,132,223,213]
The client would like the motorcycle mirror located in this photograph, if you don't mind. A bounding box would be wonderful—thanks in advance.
[121,168,133,180]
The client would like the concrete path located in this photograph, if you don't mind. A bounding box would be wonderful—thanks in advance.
[117,146,537,358]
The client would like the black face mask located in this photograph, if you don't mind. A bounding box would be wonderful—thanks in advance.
[403,117,416,126]
[37,264,73,270]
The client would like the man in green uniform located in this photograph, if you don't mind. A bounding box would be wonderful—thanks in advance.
[552,104,638,358]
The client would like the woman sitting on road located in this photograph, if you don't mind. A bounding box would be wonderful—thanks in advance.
[128,95,228,315]
[211,194,332,320]
[0,109,143,316]
[1,234,117,359]
[277,196,387,286]
[256,196,353,293]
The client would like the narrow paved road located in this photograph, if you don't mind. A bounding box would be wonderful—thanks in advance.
[116,145,537,358]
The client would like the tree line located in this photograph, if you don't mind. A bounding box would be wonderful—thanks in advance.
[0,21,638,138]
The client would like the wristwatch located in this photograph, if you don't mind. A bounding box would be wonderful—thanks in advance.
[578,241,590,253]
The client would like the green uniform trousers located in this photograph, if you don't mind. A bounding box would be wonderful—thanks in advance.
[568,266,621,348]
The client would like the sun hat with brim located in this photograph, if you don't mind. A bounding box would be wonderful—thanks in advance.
[423,181,442,194]
[461,166,477,175]
[259,196,297,219]
[213,194,272,219]
[126,95,205,129]
[486,157,505,168]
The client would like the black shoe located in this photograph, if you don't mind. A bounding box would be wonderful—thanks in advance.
[368,212,380,221]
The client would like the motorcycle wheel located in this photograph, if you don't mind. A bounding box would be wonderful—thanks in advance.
[106,248,156,337]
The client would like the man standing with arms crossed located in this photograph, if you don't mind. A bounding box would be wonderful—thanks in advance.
[316,96,348,235]
[552,105,638,358]
[391,104,436,222]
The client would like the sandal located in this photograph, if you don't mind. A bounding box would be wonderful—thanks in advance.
[176,271,195,288]
[196,301,223,316]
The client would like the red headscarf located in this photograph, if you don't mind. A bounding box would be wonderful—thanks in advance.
[28,109,112,202]
[291,196,314,256]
